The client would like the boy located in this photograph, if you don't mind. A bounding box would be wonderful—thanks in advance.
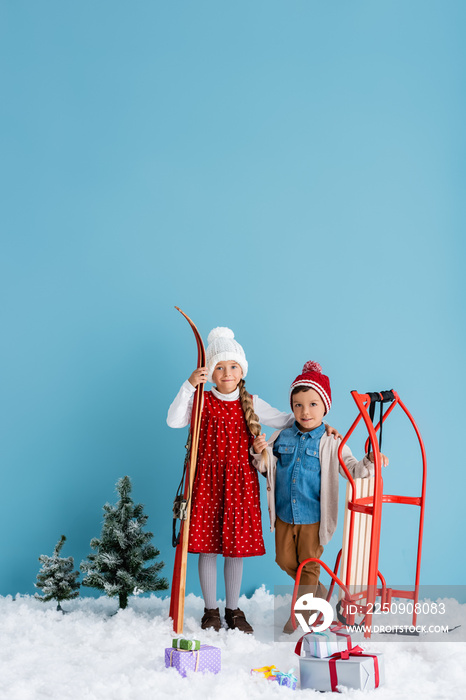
[252,361,388,633]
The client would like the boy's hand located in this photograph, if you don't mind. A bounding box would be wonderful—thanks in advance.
[325,424,342,440]
[253,433,268,454]
[188,367,208,387]
[368,452,389,467]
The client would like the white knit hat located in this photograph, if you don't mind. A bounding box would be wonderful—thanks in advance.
[206,327,248,382]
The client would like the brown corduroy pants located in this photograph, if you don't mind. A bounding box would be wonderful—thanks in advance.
[275,516,327,597]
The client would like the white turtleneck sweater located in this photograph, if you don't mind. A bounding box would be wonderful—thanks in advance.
[166,380,294,431]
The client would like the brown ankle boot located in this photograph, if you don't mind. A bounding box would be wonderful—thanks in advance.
[283,614,300,635]
[201,607,222,632]
[224,607,253,634]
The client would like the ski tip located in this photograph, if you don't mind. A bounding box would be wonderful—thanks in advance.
[175,307,192,324]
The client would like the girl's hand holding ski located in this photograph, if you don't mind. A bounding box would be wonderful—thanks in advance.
[188,367,208,387]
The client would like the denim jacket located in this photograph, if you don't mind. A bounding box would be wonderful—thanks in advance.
[274,422,325,525]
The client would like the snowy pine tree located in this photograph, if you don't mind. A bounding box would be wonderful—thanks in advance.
[34,535,81,612]
[80,476,168,609]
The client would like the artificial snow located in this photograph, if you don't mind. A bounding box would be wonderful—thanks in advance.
[0,586,464,699]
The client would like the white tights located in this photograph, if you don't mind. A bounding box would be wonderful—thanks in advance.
[198,554,243,610]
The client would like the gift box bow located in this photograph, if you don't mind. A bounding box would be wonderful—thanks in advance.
[330,644,364,660]
[328,645,380,691]
[271,668,297,685]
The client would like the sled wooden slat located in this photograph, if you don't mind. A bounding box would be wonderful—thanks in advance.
[340,477,374,595]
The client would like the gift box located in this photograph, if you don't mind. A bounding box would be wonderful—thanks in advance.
[271,668,298,690]
[165,645,221,677]
[171,638,201,651]
[251,665,278,679]
[296,626,352,659]
[299,646,384,692]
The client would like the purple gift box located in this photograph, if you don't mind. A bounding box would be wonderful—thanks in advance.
[272,669,298,690]
[165,644,221,677]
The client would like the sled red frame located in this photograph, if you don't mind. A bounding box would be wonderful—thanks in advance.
[291,390,427,638]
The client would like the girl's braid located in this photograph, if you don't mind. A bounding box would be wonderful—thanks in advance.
[238,379,268,465]
[238,379,261,437]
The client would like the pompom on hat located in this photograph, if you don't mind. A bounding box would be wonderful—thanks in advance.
[289,361,332,414]
[205,327,248,382]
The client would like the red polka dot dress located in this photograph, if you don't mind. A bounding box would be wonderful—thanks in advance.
[188,391,266,558]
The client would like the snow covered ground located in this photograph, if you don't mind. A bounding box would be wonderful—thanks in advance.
[1,587,464,700]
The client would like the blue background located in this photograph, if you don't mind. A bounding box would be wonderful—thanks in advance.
[1,1,465,601]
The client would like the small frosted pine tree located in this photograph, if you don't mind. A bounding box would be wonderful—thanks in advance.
[34,535,81,612]
[80,476,168,609]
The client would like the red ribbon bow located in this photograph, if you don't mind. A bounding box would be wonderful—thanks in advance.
[328,645,379,692]
[332,644,364,661]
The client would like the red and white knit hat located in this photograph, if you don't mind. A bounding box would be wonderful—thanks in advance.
[289,361,332,414]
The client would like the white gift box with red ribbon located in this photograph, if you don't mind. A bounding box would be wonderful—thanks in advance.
[294,625,353,659]
[299,645,385,692]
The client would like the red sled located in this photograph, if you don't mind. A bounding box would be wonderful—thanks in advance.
[291,390,427,639]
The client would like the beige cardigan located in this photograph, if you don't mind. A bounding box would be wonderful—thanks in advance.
[251,429,373,546]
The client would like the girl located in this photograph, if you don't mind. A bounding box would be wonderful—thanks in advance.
[167,327,338,633]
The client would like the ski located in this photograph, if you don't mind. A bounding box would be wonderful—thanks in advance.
[169,307,206,634]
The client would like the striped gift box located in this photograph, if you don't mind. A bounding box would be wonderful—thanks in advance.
[171,638,201,651]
